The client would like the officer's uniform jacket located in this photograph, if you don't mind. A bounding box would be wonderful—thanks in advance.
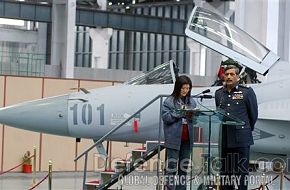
[215,85,258,148]
[162,96,197,150]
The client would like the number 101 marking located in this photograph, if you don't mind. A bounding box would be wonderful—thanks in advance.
[70,104,104,125]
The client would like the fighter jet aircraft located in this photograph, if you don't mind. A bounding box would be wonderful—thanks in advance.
[0,6,290,158]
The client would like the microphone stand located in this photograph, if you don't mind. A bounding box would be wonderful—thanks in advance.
[195,94,215,190]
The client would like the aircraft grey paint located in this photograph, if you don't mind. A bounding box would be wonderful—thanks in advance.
[1,7,290,156]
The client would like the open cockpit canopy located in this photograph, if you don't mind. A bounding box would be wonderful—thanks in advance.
[185,6,279,76]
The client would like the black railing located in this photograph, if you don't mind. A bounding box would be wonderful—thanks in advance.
[74,94,169,190]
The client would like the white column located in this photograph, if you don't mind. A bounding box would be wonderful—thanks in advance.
[282,0,290,62]
[89,28,113,69]
[50,0,76,78]
[37,23,47,55]
[286,0,290,62]
[205,49,222,77]
[234,0,246,29]
[266,0,279,54]
[186,39,201,75]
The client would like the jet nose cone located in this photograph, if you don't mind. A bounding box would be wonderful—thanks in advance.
[0,95,69,136]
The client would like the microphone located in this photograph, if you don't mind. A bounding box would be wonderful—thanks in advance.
[202,89,210,94]
[192,89,211,98]
[199,94,214,102]
[198,94,214,99]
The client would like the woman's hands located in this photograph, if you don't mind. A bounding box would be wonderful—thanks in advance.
[184,111,193,119]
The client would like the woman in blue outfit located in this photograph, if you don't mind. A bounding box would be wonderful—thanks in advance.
[162,75,197,190]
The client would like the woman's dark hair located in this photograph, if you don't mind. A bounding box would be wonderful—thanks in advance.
[171,75,192,103]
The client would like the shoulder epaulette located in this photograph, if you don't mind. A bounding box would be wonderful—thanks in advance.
[239,84,250,89]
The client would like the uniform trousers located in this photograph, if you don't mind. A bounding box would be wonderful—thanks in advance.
[220,146,250,190]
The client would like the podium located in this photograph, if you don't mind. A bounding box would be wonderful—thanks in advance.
[176,106,244,190]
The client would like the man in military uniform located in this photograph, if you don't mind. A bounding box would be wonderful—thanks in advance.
[215,65,258,190]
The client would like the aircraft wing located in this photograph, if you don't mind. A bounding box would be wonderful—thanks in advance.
[185,6,280,75]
